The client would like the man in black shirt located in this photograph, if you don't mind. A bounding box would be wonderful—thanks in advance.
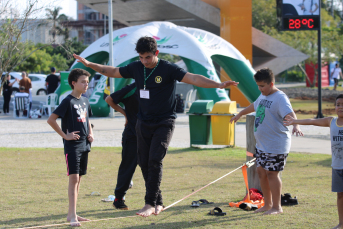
[105,83,139,210]
[73,36,238,217]
[45,67,60,94]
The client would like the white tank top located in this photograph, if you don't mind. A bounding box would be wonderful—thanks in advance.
[330,117,343,169]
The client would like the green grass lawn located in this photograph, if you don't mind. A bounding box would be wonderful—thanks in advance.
[237,99,336,122]
[290,98,336,119]
[0,147,337,229]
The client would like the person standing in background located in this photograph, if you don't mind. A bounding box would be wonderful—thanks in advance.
[45,67,60,94]
[2,73,16,114]
[19,71,32,94]
[331,63,343,91]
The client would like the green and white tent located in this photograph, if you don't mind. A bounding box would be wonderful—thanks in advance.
[71,21,260,117]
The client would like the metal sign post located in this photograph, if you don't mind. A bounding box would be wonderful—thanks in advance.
[316,1,323,118]
[108,0,115,118]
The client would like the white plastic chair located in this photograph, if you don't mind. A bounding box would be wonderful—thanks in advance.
[59,91,72,105]
[13,93,30,118]
[43,93,58,116]
[184,89,197,111]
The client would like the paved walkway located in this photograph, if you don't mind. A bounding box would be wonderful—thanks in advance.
[0,112,331,155]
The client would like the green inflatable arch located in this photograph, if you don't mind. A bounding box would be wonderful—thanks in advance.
[70,22,260,117]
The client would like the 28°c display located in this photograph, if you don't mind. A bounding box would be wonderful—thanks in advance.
[283,16,320,30]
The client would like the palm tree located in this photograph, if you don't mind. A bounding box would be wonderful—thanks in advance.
[45,7,69,40]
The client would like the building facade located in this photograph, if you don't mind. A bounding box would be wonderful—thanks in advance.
[63,3,126,45]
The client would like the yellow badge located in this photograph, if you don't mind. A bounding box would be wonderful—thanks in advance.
[155,76,162,83]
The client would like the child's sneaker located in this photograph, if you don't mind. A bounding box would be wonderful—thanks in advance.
[113,198,129,210]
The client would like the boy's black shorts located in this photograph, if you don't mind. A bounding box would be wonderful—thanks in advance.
[65,151,89,176]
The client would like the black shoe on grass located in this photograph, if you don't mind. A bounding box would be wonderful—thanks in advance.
[281,193,298,206]
[113,199,129,210]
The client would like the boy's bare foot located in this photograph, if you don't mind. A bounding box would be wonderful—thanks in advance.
[76,215,90,221]
[263,208,283,215]
[69,218,81,227]
[136,204,155,217]
[67,215,90,222]
[153,205,164,215]
[254,206,271,213]
[332,224,343,229]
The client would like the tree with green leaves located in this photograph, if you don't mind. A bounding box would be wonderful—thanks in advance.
[13,44,69,73]
[0,0,47,94]
[0,0,82,94]
[44,6,68,40]
[37,37,88,70]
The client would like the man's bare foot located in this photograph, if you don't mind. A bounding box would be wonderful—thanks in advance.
[69,218,81,227]
[76,216,90,221]
[331,223,343,229]
[254,206,271,213]
[67,215,90,222]
[153,205,164,215]
[136,204,155,217]
[263,208,283,215]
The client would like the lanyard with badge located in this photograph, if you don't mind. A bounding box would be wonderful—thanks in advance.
[140,59,160,99]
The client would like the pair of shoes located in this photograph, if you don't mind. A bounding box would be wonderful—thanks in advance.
[281,193,298,206]
[113,198,129,210]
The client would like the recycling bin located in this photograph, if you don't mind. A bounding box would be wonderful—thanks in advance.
[188,100,214,146]
[210,101,237,145]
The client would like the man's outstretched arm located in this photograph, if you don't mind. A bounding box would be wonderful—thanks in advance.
[73,54,123,78]
[181,72,239,89]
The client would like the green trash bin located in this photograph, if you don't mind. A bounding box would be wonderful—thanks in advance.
[187,100,214,146]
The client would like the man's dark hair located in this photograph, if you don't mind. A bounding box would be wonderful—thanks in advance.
[254,67,275,84]
[51,67,56,72]
[68,68,90,89]
[335,94,343,104]
[135,36,157,54]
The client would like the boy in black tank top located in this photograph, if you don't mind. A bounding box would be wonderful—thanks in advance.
[284,94,343,228]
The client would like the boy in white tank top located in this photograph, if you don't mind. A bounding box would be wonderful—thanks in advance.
[284,94,343,229]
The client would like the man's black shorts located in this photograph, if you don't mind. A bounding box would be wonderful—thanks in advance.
[65,151,89,176]
[334,78,339,84]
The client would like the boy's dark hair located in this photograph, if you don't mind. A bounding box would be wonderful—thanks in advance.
[68,68,90,89]
[254,68,275,84]
[135,36,157,54]
[335,94,343,104]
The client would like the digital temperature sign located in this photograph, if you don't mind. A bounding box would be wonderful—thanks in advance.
[283,17,320,30]
[277,0,320,31]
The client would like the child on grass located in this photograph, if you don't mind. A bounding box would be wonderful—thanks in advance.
[284,94,343,229]
[47,69,94,227]
[230,68,302,215]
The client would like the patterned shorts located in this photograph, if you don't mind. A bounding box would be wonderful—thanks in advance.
[255,148,288,171]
